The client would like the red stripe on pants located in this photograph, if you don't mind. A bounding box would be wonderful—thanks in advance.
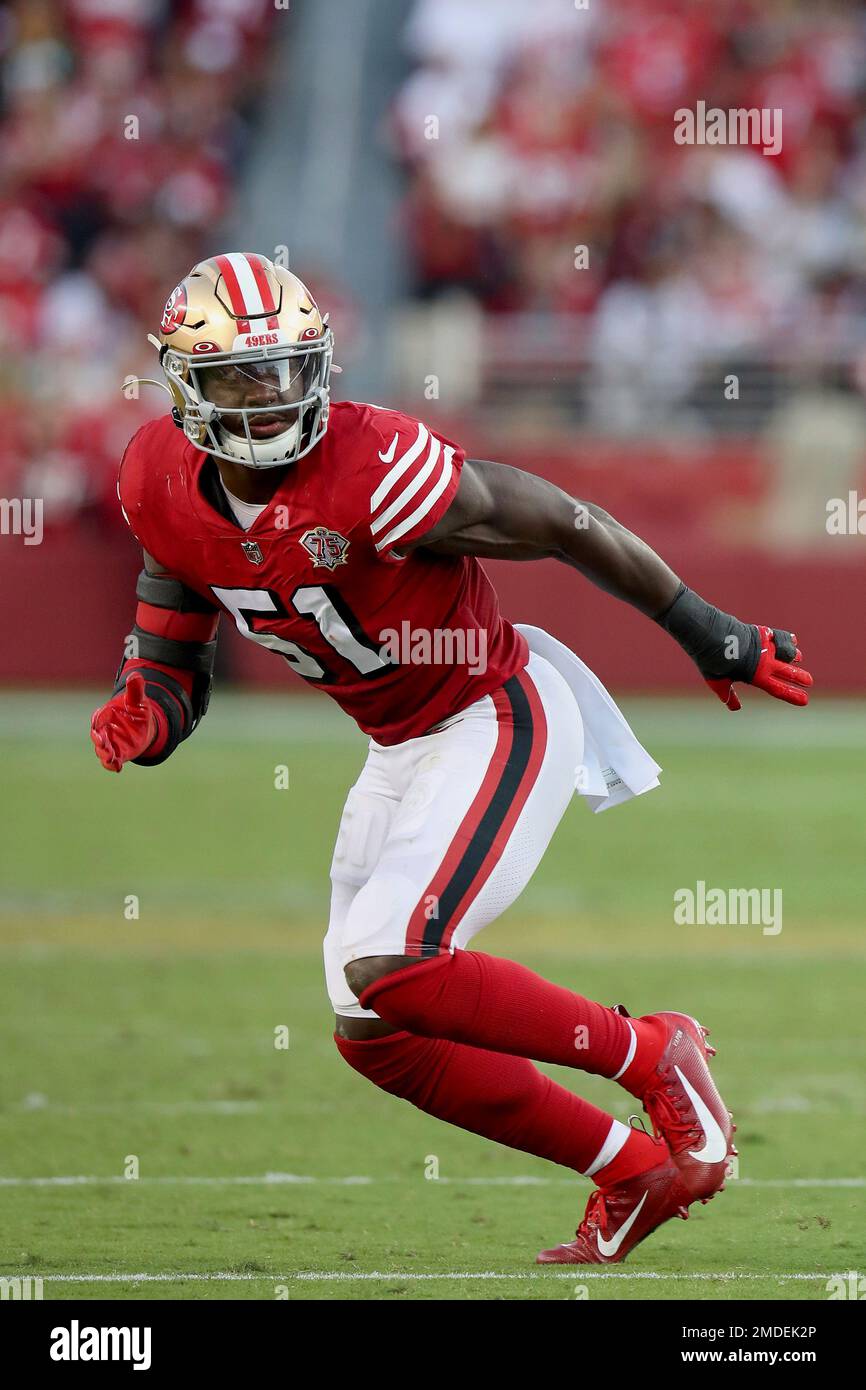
[404,668,548,956]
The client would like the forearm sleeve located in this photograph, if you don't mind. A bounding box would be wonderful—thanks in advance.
[113,571,219,766]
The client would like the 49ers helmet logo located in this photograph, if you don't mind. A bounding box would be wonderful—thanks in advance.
[300,526,349,570]
[160,283,188,334]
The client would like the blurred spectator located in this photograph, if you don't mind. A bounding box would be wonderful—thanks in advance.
[0,0,275,529]
[394,0,866,432]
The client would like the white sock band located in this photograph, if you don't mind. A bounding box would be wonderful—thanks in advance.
[583,1117,631,1178]
[610,1019,636,1081]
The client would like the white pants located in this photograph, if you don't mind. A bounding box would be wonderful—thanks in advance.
[324,651,584,1019]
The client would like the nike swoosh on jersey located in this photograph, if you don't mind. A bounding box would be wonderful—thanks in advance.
[596,1190,648,1257]
[675,1064,728,1163]
[378,432,399,463]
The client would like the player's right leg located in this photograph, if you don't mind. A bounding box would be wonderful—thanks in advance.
[332,657,733,1243]
[329,842,663,1197]
[324,660,673,1215]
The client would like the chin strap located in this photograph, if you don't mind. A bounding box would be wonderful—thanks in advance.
[217,413,302,467]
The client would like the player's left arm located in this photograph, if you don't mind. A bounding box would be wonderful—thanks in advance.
[409,457,812,710]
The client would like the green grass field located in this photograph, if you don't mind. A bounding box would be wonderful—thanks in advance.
[0,691,863,1301]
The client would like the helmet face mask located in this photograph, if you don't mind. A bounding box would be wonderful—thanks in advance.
[155,254,334,469]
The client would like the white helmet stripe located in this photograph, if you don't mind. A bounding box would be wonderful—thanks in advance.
[224,252,267,318]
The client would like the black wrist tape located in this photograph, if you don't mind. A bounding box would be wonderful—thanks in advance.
[655,584,759,682]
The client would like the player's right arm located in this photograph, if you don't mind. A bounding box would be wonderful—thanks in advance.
[90,550,219,773]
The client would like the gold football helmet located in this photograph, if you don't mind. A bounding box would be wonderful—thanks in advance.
[150,253,334,469]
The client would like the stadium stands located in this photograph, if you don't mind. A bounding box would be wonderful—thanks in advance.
[0,0,275,526]
[393,0,866,433]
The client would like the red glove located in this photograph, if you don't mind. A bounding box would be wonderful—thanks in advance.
[706,626,813,712]
[90,672,160,772]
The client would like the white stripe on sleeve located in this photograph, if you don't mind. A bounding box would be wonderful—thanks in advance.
[369,423,428,512]
[374,449,454,552]
[370,434,441,537]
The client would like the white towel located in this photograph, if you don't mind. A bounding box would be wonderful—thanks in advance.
[516,624,662,813]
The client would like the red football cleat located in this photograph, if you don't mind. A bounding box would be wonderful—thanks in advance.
[615,1006,737,1203]
[537,1148,692,1264]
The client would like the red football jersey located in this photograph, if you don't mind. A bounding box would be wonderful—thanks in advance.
[118,401,528,744]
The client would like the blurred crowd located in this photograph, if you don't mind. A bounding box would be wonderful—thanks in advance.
[0,0,274,525]
[394,0,866,431]
[4,0,866,535]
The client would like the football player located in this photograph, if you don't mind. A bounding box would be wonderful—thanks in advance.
[91,254,812,1264]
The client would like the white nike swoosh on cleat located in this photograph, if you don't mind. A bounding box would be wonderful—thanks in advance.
[378,432,399,463]
[596,1190,648,1257]
[674,1064,728,1163]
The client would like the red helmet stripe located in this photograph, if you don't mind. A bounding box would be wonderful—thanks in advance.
[213,253,251,333]
[245,254,280,329]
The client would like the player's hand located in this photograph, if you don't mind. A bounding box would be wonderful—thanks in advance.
[706,626,813,712]
[90,672,158,771]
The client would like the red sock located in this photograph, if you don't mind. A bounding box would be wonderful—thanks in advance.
[336,1030,619,1176]
[618,1014,670,1097]
[359,952,661,1081]
[593,1128,666,1187]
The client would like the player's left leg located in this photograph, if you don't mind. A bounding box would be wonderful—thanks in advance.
[350,954,734,1203]
[336,1029,666,1190]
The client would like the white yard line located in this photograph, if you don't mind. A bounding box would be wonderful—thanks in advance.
[30,1271,845,1284]
[14,1099,263,1116]
[0,1173,862,1188]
